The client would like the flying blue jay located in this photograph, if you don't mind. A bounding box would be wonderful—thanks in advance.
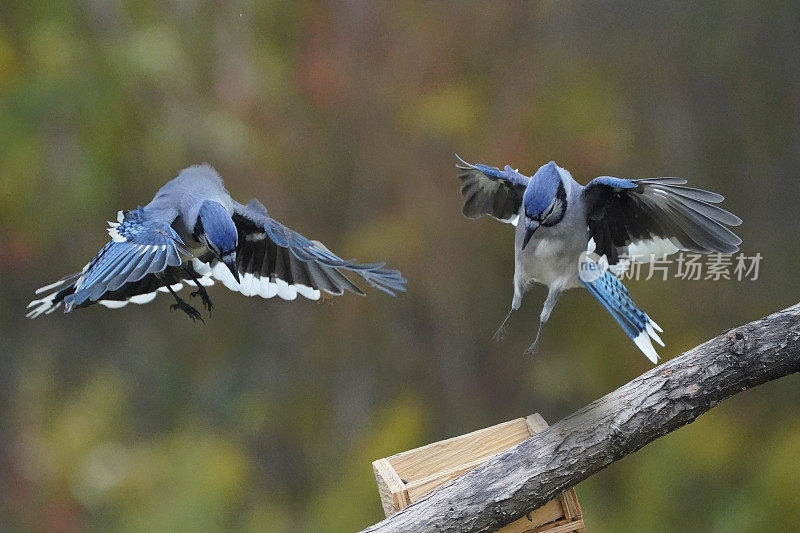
[456,156,742,363]
[28,164,406,320]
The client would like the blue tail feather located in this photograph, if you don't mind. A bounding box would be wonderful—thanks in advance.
[581,271,663,363]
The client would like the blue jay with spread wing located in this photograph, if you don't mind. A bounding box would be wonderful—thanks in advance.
[28,164,406,320]
[456,156,741,363]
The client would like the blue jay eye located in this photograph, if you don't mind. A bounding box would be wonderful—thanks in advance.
[202,237,219,255]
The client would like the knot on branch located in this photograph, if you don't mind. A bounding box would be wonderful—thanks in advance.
[726,329,753,356]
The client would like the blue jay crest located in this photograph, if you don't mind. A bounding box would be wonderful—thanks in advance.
[195,200,238,256]
[456,155,741,363]
[523,162,566,223]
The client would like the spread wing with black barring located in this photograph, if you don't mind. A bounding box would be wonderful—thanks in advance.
[456,155,530,226]
[581,176,743,265]
[191,199,407,301]
[27,208,194,317]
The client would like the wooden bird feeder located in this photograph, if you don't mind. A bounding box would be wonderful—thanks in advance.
[372,413,586,532]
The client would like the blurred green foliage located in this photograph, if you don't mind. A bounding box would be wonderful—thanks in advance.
[1,2,799,532]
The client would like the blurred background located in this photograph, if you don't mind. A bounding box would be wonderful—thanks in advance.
[1,1,798,531]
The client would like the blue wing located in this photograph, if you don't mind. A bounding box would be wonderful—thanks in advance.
[199,199,406,300]
[582,175,742,264]
[585,176,638,190]
[63,208,188,309]
[456,155,530,225]
[27,208,191,317]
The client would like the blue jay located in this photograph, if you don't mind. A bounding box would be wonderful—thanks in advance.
[28,164,406,320]
[456,156,742,363]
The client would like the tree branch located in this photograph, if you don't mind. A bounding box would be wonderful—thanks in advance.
[362,302,800,533]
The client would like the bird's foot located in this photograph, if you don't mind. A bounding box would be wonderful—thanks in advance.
[524,321,545,357]
[492,309,515,342]
[170,299,204,323]
[492,325,506,342]
[190,287,214,313]
[523,339,539,357]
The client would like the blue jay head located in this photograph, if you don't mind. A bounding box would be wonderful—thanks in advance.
[521,161,568,249]
[195,200,240,282]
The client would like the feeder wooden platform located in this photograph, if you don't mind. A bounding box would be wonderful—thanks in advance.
[372,413,586,532]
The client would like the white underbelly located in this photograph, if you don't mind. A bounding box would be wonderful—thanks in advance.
[515,228,587,290]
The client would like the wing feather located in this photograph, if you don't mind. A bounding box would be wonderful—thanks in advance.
[199,200,406,300]
[28,207,189,316]
[583,176,741,264]
[456,155,528,225]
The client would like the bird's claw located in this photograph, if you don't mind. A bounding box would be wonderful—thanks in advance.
[523,340,539,357]
[492,325,506,342]
[190,289,214,312]
[170,301,204,323]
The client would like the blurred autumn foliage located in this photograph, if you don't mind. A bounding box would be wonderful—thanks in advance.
[1,2,799,532]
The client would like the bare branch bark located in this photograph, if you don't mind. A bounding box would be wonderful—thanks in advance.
[362,303,800,533]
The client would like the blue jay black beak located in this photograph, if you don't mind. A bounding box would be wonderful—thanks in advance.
[522,224,538,250]
[222,253,240,283]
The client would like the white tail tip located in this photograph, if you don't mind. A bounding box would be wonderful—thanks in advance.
[634,331,660,364]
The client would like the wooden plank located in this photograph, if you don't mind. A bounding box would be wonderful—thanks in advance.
[372,458,410,516]
[387,418,532,482]
[557,493,572,520]
[529,518,586,533]
[405,454,507,502]
[561,489,581,520]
